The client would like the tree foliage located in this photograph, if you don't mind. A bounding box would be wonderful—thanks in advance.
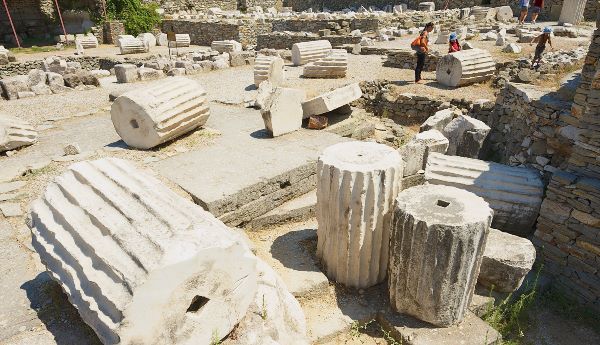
[104,0,162,36]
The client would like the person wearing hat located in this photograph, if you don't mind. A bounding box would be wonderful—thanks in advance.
[530,27,553,68]
[448,32,461,53]
[411,22,434,83]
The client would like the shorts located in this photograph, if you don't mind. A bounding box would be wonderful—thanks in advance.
[534,45,545,58]
[531,6,541,13]
[521,6,529,11]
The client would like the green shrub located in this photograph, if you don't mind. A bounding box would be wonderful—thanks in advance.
[105,0,162,36]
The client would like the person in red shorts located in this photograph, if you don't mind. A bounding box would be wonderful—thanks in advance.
[530,0,544,24]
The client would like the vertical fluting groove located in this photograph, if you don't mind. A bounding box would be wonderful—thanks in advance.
[316,142,402,289]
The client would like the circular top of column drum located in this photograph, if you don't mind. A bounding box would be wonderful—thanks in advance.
[395,184,493,226]
[319,141,402,172]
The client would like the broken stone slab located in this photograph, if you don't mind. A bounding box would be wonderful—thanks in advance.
[211,40,242,53]
[442,114,490,158]
[425,153,544,236]
[0,202,22,217]
[291,40,332,66]
[479,228,536,293]
[303,49,348,79]
[302,83,362,118]
[0,75,29,100]
[254,54,284,87]
[0,115,38,152]
[377,310,501,345]
[137,67,164,81]
[420,108,456,132]
[261,87,306,137]
[168,34,191,48]
[28,157,259,345]
[399,129,449,177]
[254,80,273,109]
[246,191,316,230]
[228,259,309,344]
[111,77,210,149]
[390,184,493,326]
[317,141,402,289]
[503,43,522,53]
[436,49,495,87]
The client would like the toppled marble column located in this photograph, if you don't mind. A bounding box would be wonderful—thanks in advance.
[389,184,492,326]
[137,33,157,47]
[303,49,348,78]
[76,34,99,49]
[442,114,490,158]
[302,83,362,118]
[118,37,148,54]
[0,114,38,152]
[254,55,284,87]
[317,141,402,288]
[211,40,242,53]
[479,228,536,292]
[169,34,191,47]
[399,129,449,176]
[291,40,332,66]
[28,158,259,345]
[261,87,306,137]
[436,49,495,87]
[116,35,135,46]
[425,153,544,236]
[111,77,210,149]
[495,6,513,21]
[230,260,308,345]
[559,0,587,25]
[418,2,435,11]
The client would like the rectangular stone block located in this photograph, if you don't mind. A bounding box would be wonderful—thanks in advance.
[301,83,362,118]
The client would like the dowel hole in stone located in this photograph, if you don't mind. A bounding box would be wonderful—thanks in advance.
[437,200,450,207]
[130,119,139,129]
[186,295,209,313]
[446,69,451,75]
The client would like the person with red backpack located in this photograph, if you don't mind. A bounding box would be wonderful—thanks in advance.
[411,22,434,83]
[448,32,461,53]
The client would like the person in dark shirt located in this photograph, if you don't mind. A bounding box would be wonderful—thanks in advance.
[530,27,553,68]
[530,0,544,24]
[411,22,434,83]
[448,32,461,53]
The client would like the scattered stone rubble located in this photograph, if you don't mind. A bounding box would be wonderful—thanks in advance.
[0,114,38,152]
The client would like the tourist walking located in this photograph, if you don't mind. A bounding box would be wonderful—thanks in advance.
[411,22,434,83]
[530,27,553,68]
[519,0,530,24]
[530,0,544,24]
[448,32,461,53]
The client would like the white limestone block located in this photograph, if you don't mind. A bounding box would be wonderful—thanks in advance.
[425,152,544,236]
[115,34,135,47]
[303,49,348,79]
[389,184,492,326]
[503,43,522,53]
[442,114,490,158]
[302,83,362,118]
[156,33,168,46]
[254,55,284,87]
[479,228,536,292]
[114,64,139,83]
[495,6,513,21]
[211,40,242,53]
[317,142,402,288]
[118,37,148,55]
[0,114,38,152]
[111,77,210,149]
[420,108,456,132]
[399,129,449,176]
[559,0,587,25]
[28,158,259,345]
[168,34,191,48]
[137,33,157,47]
[261,87,305,137]
[436,49,495,87]
[76,34,98,49]
[291,40,332,66]
[418,2,435,11]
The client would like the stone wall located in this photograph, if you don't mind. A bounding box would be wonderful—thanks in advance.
[385,50,439,71]
[162,19,242,46]
[239,19,273,46]
[271,18,381,33]
[240,0,283,10]
[0,56,146,78]
[533,10,600,311]
[256,32,359,49]
[372,84,451,125]
[0,0,55,44]
[478,83,577,178]
[103,21,125,45]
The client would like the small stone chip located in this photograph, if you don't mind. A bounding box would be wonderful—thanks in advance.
[308,115,328,130]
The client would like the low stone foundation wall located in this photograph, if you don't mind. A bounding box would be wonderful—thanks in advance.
[476,83,577,178]
[256,33,360,49]
[271,18,381,33]
[533,171,600,310]
[0,56,150,78]
[385,50,439,71]
[162,20,242,46]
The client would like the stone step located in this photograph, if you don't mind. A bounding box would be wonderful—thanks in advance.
[153,104,349,227]
[246,190,317,230]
